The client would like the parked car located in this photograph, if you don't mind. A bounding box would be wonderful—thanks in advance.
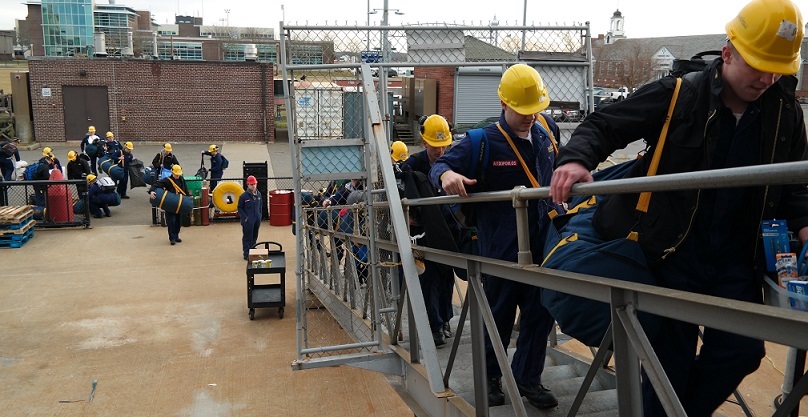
[609,87,630,101]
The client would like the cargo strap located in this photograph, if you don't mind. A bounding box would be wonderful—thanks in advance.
[168,177,186,196]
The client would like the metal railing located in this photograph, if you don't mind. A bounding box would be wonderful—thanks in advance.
[281,21,808,417]
[1,179,91,228]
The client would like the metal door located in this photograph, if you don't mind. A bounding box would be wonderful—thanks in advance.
[63,86,109,141]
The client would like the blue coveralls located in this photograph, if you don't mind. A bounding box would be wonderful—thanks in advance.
[403,150,456,335]
[87,183,111,217]
[80,134,101,174]
[238,188,263,259]
[430,113,560,385]
[203,152,227,190]
[117,150,133,197]
[642,105,766,416]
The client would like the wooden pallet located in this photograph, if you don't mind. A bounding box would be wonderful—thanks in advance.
[0,217,35,235]
[0,228,33,248]
[0,206,34,224]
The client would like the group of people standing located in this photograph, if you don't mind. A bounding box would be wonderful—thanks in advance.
[413,0,808,415]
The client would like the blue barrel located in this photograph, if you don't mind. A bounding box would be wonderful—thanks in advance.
[98,156,124,182]
[150,188,193,214]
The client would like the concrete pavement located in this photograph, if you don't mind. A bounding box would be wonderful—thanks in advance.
[0,140,411,417]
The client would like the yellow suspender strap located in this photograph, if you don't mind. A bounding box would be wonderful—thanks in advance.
[536,115,559,155]
[496,123,540,188]
[167,177,186,196]
[635,77,683,213]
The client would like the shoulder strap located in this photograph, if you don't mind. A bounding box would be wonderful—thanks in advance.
[536,113,559,155]
[495,123,540,188]
[167,177,186,196]
[635,77,683,214]
[466,128,489,181]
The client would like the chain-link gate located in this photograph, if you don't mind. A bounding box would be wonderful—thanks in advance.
[282,20,593,402]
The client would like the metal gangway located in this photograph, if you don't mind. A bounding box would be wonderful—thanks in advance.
[279,21,808,417]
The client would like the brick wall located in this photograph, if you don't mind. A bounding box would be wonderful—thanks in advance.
[413,67,455,124]
[26,4,43,57]
[28,58,275,143]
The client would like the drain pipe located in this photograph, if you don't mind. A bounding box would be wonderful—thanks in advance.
[261,63,269,143]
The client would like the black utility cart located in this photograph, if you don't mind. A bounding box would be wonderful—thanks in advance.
[246,241,286,320]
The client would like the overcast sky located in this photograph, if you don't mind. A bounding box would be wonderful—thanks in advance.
[0,0,778,38]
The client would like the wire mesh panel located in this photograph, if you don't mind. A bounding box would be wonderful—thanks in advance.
[282,23,593,362]
[1,180,91,228]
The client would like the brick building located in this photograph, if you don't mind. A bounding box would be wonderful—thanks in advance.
[28,58,276,143]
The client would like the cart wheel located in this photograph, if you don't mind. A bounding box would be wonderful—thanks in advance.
[249,308,255,320]
[278,307,284,319]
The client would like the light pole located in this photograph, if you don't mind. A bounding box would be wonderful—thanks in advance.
[521,0,527,50]
[225,8,231,26]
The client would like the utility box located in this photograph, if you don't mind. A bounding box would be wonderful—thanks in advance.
[413,78,436,121]
[294,82,344,140]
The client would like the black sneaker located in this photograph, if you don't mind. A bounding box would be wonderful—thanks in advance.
[170,240,176,245]
[443,322,453,338]
[487,378,505,406]
[432,331,446,348]
[515,380,558,409]
[175,238,182,243]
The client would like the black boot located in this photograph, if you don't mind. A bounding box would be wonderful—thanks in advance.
[487,378,505,406]
[515,380,558,409]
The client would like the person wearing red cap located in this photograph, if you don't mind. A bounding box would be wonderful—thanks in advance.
[238,175,262,260]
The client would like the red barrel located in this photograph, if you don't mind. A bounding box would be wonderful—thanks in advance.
[269,190,293,226]
[47,169,74,222]
[201,188,210,226]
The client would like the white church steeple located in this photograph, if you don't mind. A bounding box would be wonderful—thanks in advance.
[605,9,626,44]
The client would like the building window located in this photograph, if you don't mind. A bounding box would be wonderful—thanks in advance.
[42,0,94,56]
[157,41,203,60]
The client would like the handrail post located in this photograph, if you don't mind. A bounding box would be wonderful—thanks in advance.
[512,186,532,265]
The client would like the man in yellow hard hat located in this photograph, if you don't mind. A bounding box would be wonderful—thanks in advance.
[550,0,807,414]
[152,143,180,180]
[116,142,134,199]
[401,114,458,349]
[38,146,63,173]
[431,64,561,409]
[201,144,229,190]
[148,164,189,245]
[80,125,101,174]
[390,140,409,164]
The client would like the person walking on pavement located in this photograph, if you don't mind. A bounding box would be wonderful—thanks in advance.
[549,0,807,414]
[202,144,229,191]
[430,63,561,409]
[80,126,101,174]
[117,142,134,199]
[148,165,189,245]
[152,143,180,180]
[238,175,262,260]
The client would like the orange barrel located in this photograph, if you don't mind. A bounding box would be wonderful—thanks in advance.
[47,169,74,222]
[201,188,210,226]
[269,190,293,226]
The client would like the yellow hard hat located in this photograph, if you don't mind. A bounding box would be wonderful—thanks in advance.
[105,131,114,138]
[419,115,452,147]
[124,142,134,150]
[88,126,96,133]
[726,0,804,74]
[209,144,219,153]
[164,143,173,152]
[498,64,551,115]
[67,150,77,161]
[390,141,409,162]
[87,174,97,182]
[42,147,52,156]
[171,165,183,175]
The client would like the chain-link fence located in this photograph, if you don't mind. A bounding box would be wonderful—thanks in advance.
[1,180,91,229]
[282,23,593,363]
